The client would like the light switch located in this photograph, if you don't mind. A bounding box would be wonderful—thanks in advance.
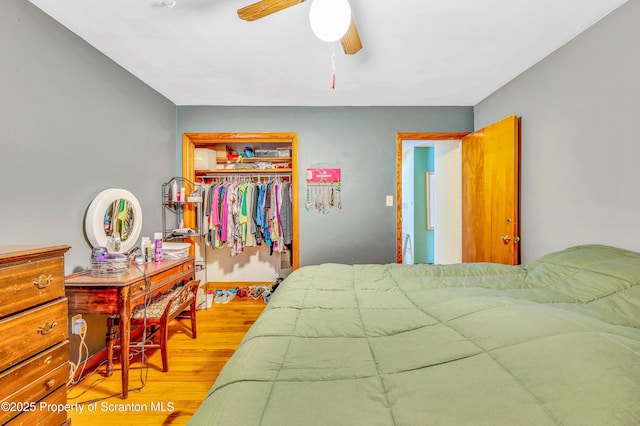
[386,195,393,207]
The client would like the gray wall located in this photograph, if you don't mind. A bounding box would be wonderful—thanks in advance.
[1,0,177,357]
[1,0,177,273]
[178,106,473,266]
[475,0,640,263]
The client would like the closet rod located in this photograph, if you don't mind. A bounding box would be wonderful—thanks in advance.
[198,173,291,181]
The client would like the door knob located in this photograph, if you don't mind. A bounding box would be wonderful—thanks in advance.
[500,235,512,244]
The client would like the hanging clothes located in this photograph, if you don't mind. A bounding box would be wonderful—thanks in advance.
[199,177,292,257]
[280,181,293,245]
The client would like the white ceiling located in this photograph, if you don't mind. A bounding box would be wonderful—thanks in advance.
[29,0,627,106]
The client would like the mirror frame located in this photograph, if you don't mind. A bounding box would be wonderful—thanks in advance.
[85,188,143,252]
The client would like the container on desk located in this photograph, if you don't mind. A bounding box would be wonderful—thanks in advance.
[162,242,190,259]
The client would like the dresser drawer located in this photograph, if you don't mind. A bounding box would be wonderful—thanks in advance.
[4,384,68,426]
[131,266,195,300]
[0,255,65,319]
[182,260,194,273]
[0,299,68,372]
[148,264,188,287]
[0,342,68,424]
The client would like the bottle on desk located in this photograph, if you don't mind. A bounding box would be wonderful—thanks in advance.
[113,232,121,252]
[141,237,152,262]
[153,232,163,262]
[106,234,115,253]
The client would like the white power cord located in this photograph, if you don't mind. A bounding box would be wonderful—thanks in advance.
[68,318,89,386]
[67,263,152,403]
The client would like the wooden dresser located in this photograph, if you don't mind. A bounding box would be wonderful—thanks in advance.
[0,245,70,426]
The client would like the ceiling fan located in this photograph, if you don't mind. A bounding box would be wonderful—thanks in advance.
[237,0,363,55]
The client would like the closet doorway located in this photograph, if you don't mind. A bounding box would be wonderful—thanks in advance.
[397,133,467,265]
[182,132,299,287]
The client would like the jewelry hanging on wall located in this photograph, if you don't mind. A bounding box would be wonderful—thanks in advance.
[305,168,342,214]
[305,182,342,214]
[315,186,324,213]
[305,187,313,212]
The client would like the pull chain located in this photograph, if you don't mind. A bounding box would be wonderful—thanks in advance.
[330,43,336,90]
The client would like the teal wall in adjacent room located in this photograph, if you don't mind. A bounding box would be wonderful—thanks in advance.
[414,147,434,264]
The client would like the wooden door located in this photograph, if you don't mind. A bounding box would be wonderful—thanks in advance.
[462,115,520,264]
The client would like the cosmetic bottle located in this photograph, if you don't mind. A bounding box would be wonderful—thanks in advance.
[113,232,121,252]
[180,187,186,203]
[171,180,178,203]
[106,235,115,253]
[153,232,163,262]
[141,237,151,262]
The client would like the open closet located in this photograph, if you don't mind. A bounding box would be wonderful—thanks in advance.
[181,133,299,289]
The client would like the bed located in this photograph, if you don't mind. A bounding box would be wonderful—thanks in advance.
[189,244,640,425]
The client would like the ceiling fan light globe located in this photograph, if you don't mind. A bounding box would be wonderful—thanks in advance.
[309,0,352,43]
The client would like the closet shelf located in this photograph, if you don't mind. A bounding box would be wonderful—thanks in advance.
[216,156,291,163]
[196,168,292,174]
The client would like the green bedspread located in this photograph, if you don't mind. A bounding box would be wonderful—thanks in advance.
[189,245,640,425]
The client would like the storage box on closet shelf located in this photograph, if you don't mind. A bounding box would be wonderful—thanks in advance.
[194,148,217,170]
[255,149,277,157]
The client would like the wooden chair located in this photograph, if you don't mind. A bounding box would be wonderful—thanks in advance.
[128,279,200,372]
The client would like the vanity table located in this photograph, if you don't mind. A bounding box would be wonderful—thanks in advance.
[65,256,195,399]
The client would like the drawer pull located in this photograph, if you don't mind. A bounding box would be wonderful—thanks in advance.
[37,320,57,335]
[46,379,56,388]
[33,274,53,290]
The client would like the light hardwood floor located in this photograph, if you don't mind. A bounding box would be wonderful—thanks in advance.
[66,299,266,426]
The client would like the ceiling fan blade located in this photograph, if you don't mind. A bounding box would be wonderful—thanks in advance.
[340,17,362,55]
[238,0,306,22]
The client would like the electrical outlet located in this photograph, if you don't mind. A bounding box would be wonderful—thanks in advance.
[386,195,394,207]
[72,314,83,335]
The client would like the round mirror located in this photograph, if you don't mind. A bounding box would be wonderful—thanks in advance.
[85,188,143,252]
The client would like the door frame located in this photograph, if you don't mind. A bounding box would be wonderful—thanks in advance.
[395,132,470,263]
[182,132,299,270]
